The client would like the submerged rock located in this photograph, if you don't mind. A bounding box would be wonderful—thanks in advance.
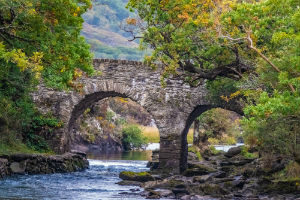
[117,180,143,186]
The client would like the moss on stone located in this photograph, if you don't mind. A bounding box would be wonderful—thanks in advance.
[240,146,257,159]
[119,171,155,182]
[188,146,203,161]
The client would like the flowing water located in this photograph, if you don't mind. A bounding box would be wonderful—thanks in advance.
[0,152,152,200]
[0,143,242,199]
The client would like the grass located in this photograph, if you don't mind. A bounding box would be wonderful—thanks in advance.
[0,140,53,156]
[188,145,203,160]
[140,126,194,144]
[240,146,258,159]
[0,142,38,155]
[140,126,160,143]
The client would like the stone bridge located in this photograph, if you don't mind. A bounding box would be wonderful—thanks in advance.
[33,59,242,174]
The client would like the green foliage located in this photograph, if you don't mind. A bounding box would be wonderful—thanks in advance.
[23,115,61,152]
[0,142,40,155]
[207,78,238,104]
[273,161,300,181]
[127,0,245,82]
[116,117,127,126]
[242,93,300,157]
[0,0,92,153]
[188,146,203,161]
[240,146,257,159]
[106,111,115,122]
[122,124,147,150]
[0,0,94,89]
[209,146,221,156]
[197,108,241,144]
[128,0,300,159]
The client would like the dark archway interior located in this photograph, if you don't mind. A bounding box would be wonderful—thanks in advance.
[68,91,127,132]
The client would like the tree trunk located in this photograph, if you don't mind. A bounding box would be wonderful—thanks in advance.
[193,119,200,146]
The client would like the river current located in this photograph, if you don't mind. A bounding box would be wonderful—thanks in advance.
[0,159,151,200]
[0,143,241,200]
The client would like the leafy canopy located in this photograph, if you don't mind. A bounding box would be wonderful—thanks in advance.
[128,0,300,158]
[0,0,94,89]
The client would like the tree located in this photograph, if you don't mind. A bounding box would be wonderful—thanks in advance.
[0,0,94,89]
[127,0,300,160]
[0,0,93,152]
[219,0,300,159]
[126,0,253,85]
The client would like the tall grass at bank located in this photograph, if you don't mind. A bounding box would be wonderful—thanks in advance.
[140,125,194,144]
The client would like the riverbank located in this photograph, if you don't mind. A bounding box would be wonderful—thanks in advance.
[119,146,300,199]
[0,151,89,179]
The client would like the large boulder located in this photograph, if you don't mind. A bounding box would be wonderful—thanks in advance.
[224,146,242,158]
[10,162,26,174]
[119,171,155,182]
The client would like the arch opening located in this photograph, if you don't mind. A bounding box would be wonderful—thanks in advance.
[180,105,243,173]
[67,91,160,158]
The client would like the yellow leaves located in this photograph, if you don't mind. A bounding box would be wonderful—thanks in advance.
[28,8,36,16]
[220,90,241,102]
[56,121,63,128]
[60,66,66,73]
[178,12,190,21]
[271,32,290,44]
[160,0,169,7]
[73,68,83,80]
[73,6,81,17]
[126,18,137,25]
[96,116,103,121]
[117,97,129,103]
[0,42,43,79]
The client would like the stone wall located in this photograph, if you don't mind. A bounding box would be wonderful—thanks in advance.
[0,152,88,178]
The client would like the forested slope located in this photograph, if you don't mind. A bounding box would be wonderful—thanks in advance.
[82,0,146,60]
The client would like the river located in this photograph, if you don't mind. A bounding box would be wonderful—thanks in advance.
[0,143,242,199]
[0,155,151,200]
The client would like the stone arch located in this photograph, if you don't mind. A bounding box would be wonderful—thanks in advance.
[64,80,158,151]
[179,104,243,172]
[33,59,223,174]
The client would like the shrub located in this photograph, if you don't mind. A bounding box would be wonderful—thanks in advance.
[122,125,147,150]
[221,136,237,145]
[106,111,115,122]
[209,146,221,155]
[240,146,257,159]
[208,138,220,145]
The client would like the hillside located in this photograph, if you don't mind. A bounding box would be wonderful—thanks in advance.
[82,0,147,60]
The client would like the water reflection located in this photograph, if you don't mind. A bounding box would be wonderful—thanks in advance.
[88,150,153,161]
